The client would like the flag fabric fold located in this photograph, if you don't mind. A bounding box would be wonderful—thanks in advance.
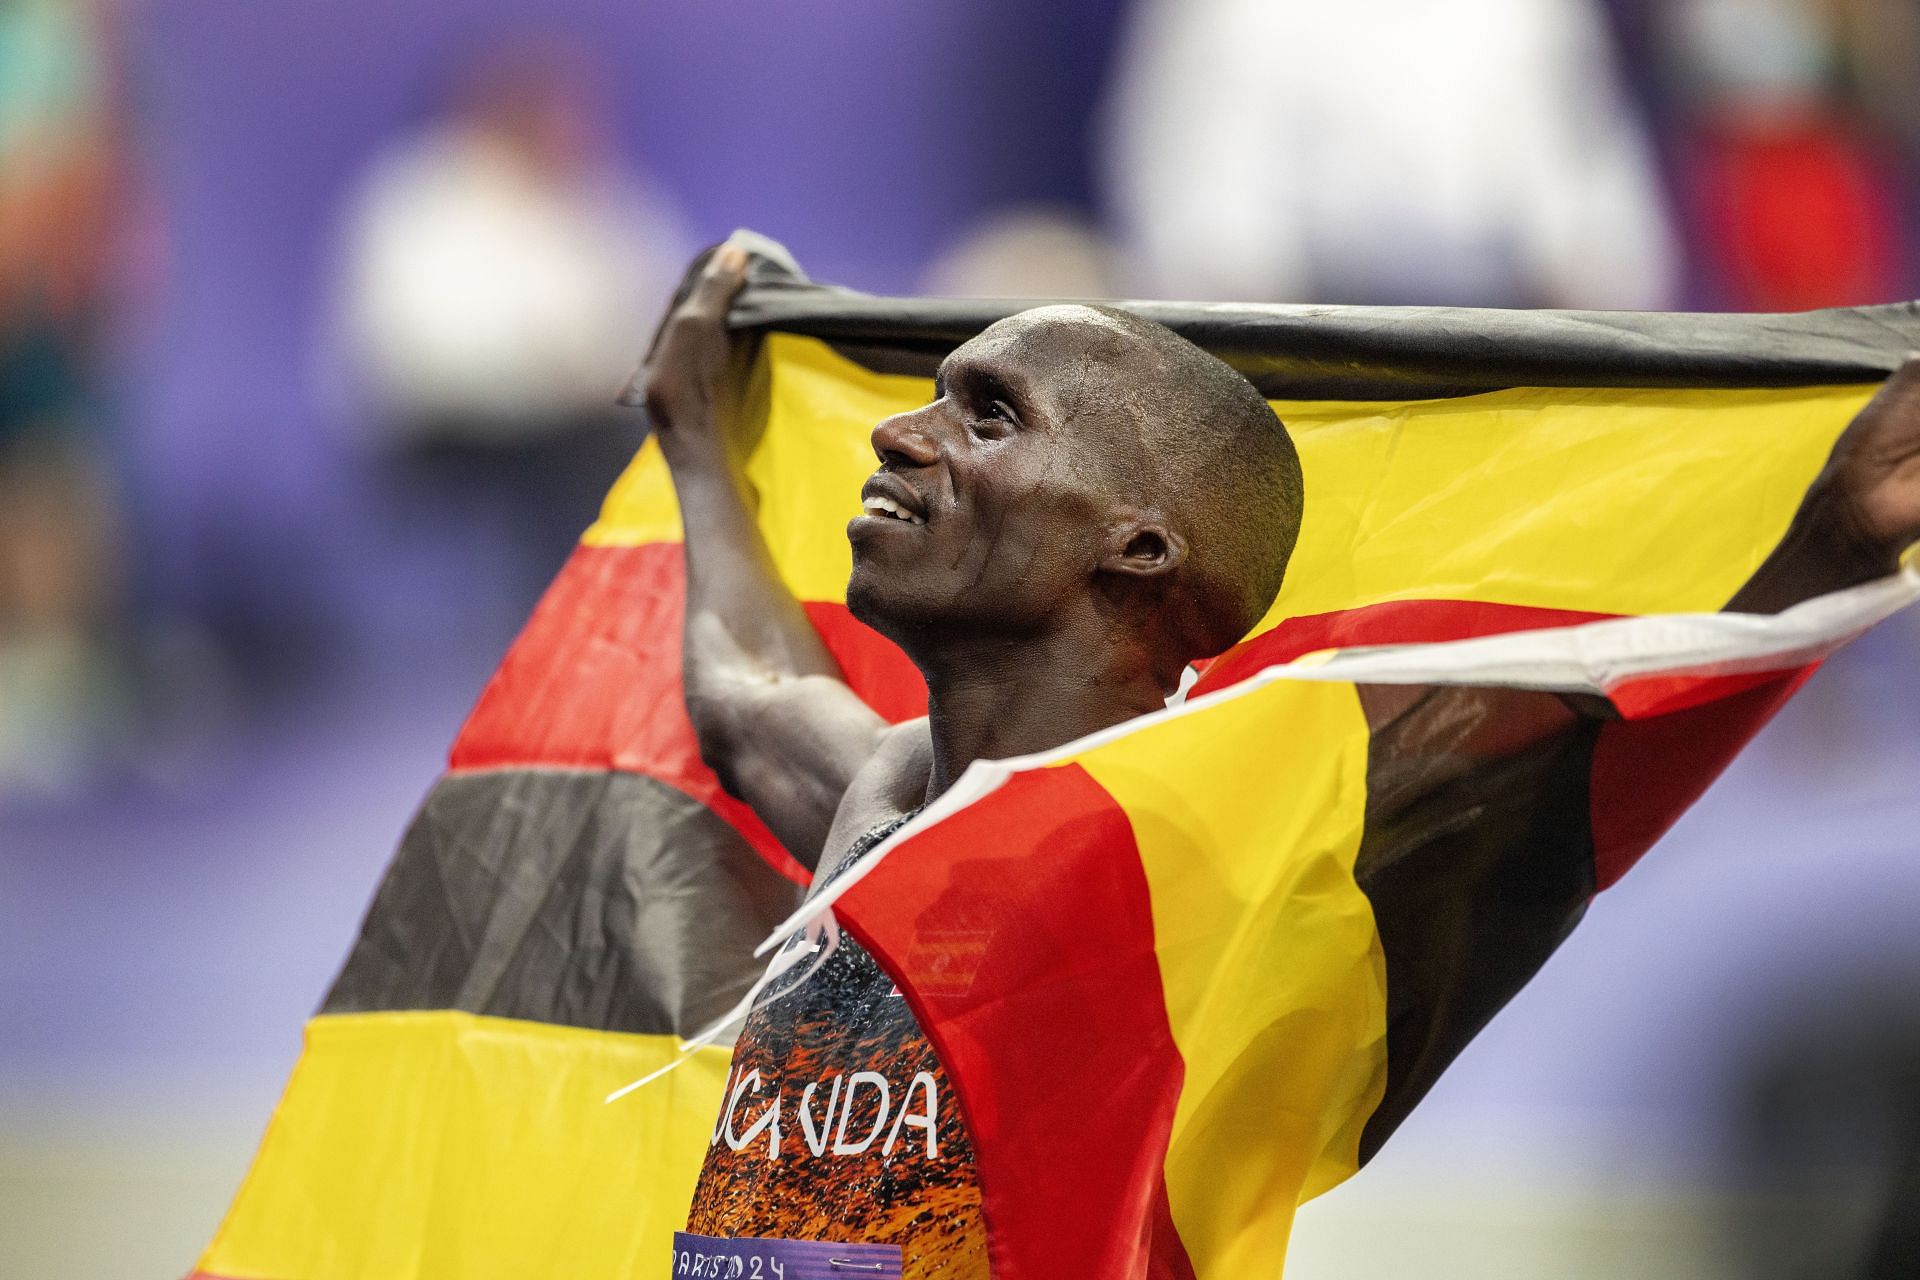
[197,242,1920,1280]
[804,565,1919,1279]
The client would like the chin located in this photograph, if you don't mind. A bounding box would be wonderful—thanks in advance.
[846,568,908,637]
[846,565,947,652]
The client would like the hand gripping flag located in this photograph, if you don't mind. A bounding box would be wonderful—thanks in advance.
[195,239,1920,1280]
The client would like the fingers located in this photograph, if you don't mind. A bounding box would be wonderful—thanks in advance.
[1876,351,1920,403]
[618,243,752,409]
[684,240,751,318]
[1832,351,1920,449]
[1816,350,1920,561]
[1854,351,1920,454]
[1858,350,1920,420]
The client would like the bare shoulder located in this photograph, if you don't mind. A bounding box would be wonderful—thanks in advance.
[815,718,933,881]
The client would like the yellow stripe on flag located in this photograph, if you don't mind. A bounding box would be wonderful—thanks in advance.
[1076,680,1383,1277]
[197,1012,729,1280]
[591,335,1868,629]
[1262,383,1868,628]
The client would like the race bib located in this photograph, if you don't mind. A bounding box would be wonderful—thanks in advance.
[670,1232,903,1280]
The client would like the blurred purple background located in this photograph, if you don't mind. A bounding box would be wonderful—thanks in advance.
[122,0,1122,684]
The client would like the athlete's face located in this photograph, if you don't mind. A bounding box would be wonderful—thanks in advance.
[846,307,1156,646]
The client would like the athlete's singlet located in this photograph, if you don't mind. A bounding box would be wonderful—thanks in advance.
[684,819,987,1279]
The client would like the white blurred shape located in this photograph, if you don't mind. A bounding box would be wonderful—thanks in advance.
[1103,0,1677,309]
[921,206,1116,299]
[332,51,688,444]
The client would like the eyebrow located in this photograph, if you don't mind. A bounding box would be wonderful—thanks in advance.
[937,356,1034,420]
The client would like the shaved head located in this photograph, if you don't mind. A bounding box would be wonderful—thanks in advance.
[1055,305,1304,658]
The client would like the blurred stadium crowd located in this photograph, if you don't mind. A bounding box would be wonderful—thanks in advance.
[9,0,1920,789]
[4,0,1920,1277]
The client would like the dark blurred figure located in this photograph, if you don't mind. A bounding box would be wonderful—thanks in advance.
[327,34,688,647]
[1725,976,1920,1279]
[1833,0,1920,161]
[0,0,132,796]
[1664,0,1914,310]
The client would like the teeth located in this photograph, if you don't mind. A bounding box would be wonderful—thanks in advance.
[863,495,925,525]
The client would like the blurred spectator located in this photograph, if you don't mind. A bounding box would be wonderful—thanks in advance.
[1663,0,1914,311]
[921,206,1117,299]
[1102,0,1678,308]
[1724,975,1920,1278]
[1831,0,1920,160]
[327,34,689,628]
[0,0,131,796]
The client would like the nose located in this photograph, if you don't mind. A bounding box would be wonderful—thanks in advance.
[871,408,940,468]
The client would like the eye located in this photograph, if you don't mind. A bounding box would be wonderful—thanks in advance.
[971,398,1018,438]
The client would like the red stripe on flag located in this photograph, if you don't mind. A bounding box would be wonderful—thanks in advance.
[1606,665,1810,720]
[803,601,928,724]
[451,542,798,878]
[1195,599,1613,695]
[451,544,926,884]
[1589,665,1815,889]
[839,764,1197,1280]
[1147,1175,1202,1280]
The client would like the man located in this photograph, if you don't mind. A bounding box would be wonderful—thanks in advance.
[638,240,1920,1275]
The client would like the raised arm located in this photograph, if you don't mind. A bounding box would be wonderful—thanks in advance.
[1727,355,1920,613]
[1351,357,1920,1157]
[628,243,890,870]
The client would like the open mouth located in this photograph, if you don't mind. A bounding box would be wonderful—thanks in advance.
[860,494,926,526]
[859,473,930,526]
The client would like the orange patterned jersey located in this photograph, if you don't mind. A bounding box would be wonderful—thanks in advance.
[685,820,986,1280]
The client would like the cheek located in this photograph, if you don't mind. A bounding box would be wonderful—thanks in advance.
[959,485,1102,596]
[847,504,1094,638]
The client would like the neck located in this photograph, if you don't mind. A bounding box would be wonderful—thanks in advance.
[910,616,1169,802]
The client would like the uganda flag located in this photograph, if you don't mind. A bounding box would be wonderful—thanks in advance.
[195,239,1920,1280]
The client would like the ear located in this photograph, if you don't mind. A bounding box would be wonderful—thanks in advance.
[1100,517,1188,580]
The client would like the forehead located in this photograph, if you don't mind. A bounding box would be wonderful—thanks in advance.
[942,306,1154,405]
